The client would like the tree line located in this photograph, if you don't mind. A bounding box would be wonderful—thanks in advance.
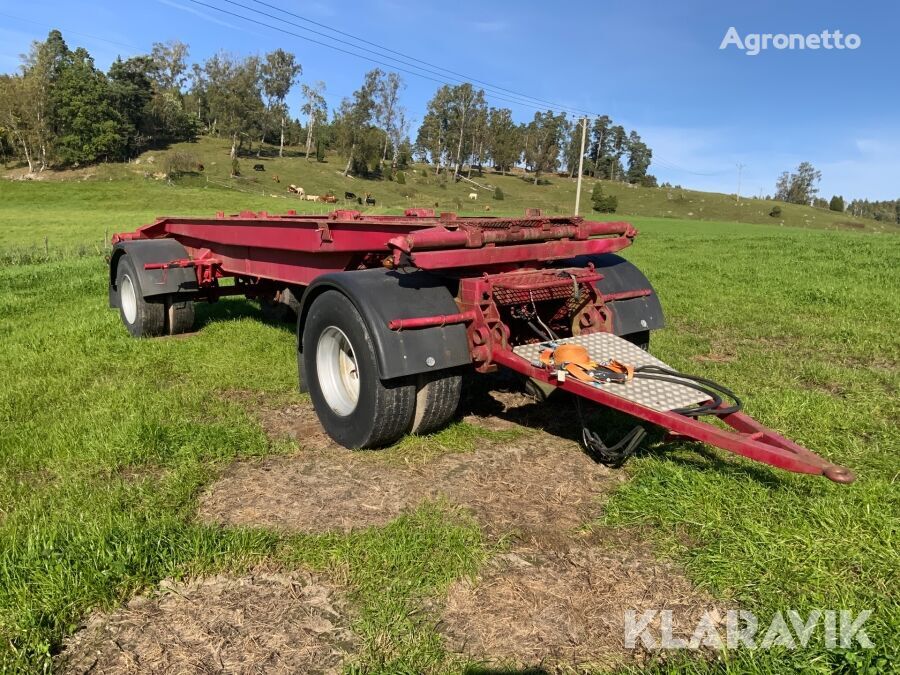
[1,30,655,186]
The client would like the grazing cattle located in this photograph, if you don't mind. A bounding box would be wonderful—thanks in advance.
[288,184,305,196]
[483,204,492,212]
[468,192,478,200]
[272,174,280,183]
[357,197,363,205]
[344,191,356,200]
[305,194,320,202]
[365,193,376,206]
[322,193,337,204]
[253,164,265,171]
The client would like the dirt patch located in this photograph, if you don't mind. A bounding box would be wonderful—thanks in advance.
[59,572,358,674]
[199,420,617,542]
[439,539,725,670]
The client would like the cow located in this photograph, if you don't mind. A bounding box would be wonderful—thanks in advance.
[365,193,376,206]
[253,164,265,171]
[344,191,357,200]
[305,194,320,201]
[468,192,478,200]
[288,184,305,196]
[322,193,338,204]
[272,174,280,183]
[357,197,363,205]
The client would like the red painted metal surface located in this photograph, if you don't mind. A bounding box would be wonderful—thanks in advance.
[387,310,477,331]
[112,209,855,483]
[490,349,855,483]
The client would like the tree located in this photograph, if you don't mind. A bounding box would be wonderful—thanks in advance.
[626,130,652,184]
[608,124,627,181]
[591,184,618,213]
[50,47,126,164]
[375,71,404,167]
[563,117,586,178]
[446,83,485,177]
[589,116,611,178]
[829,195,845,212]
[300,81,327,161]
[203,52,264,158]
[775,162,822,204]
[150,40,190,91]
[415,85,452,172]
[334,69,380,176]
[20,29,72,169]
[486,107,519,173]
[260,49,301,157]
[525,110,567,183]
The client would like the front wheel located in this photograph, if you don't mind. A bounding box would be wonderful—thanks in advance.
[302,291,416,448]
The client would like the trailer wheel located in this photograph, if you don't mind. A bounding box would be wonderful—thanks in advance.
[302,290,415,448]
[410,371,462,435]
[115,255,165,338]
[166,297,195,335]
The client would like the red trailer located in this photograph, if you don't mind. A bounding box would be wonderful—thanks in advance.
[108,208,854,483]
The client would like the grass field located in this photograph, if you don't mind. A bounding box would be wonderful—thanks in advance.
[1,137,893,258]
[0,149,898,672]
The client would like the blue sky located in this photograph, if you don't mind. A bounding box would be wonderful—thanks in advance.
[1,0,896,200]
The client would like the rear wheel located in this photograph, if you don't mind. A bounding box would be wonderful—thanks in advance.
[166,297,195,335]
[410,371,462,435]
[115,255,165,338]
[302,291,416,448]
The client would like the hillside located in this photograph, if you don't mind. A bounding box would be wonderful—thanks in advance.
[1,136,892,254]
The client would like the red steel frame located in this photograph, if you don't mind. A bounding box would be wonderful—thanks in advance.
[113,209,855,483]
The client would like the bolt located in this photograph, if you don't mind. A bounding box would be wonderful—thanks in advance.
[425,356,436,367]
[640,319,648,328]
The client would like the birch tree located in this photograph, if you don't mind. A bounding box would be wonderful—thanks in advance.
[301,81,327,161]
[261,49,301,157]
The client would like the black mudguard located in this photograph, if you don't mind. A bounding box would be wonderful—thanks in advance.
[557,253,665,336]
[108,239,198,307]
[298,268,472,381]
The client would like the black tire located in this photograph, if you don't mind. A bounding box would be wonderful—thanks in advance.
[623,330,650,352]
[166,297,195,335]
[410,371,462,435]
[115,255,165,338]
[302,290,415,448]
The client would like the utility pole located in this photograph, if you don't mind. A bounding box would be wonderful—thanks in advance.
[736,162,745,203]
[574,117,588,215]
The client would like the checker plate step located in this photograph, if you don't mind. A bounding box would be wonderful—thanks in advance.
[512,332,710,412]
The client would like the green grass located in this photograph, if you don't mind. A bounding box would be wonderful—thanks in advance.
[1,136,892,257]
[0,158,898,672]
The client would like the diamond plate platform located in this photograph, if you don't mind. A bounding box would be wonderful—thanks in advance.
[512,332,710,412]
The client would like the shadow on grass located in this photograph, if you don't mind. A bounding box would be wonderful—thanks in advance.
[193,298,296,334]
[460,371,789,488]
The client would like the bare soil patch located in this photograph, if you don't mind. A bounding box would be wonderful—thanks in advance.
[59,572,358,674]
[199,402,618,542]
[439,539,725,671]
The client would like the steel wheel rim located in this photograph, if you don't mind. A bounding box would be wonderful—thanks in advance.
[316,326,360,416]
[121,274,137,324]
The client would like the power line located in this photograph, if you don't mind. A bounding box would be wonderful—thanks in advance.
[0,11,142,53]
[189,0,596,117]
[244,0,599,117]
